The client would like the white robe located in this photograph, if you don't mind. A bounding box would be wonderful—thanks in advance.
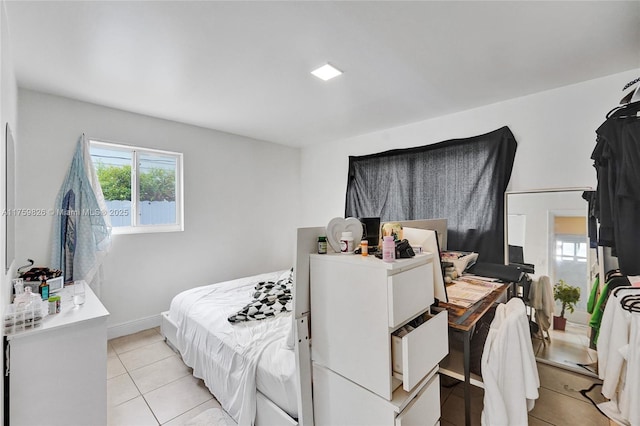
[481,298,540,426]
[596,290,640,425]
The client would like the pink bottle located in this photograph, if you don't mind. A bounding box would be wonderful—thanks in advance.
[382,236,396,263]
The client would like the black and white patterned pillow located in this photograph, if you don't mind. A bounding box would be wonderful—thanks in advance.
[228,270,293,323]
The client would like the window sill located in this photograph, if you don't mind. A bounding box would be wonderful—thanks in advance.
[111,224,184,235]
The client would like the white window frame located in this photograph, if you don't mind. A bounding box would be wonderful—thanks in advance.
[89,139,184,235]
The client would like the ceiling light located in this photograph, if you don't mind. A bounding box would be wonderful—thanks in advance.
[311,63,343,81]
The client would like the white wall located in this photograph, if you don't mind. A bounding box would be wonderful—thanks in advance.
[1,0,17,296]
[299,69,640,227]
[16,89,300,336]
[0,0,18,418]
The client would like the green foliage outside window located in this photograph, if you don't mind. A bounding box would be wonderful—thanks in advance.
[95,163,175,202]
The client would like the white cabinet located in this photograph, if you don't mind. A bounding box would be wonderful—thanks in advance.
[5,285,109,426]
[310,253,448,426]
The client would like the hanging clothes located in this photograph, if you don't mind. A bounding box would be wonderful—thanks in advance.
[481,298,540,426]
[582,190,598,249]
[596,287,640,425]
[51,137,111,286]
[591,106,640,274]
[588,273,630,345]
[528,276,554,340]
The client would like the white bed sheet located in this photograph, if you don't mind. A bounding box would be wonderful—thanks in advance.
[169,271,297,425]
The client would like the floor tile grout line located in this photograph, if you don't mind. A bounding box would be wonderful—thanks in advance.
[112,341,190,394]
[119,368,163,425]
[109,330,165,355]
[111,338,167,357]
[136,368,194,396]
[140,389,162,426]
[107,337,164,413]
[108,372,142,410]
[159,397,216,426]
[140,378,215,426]
[122,352,179,374]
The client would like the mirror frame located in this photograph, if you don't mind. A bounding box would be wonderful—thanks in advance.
[5,123,15,273]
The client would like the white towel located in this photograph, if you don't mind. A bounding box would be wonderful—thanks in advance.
[529,276,554,334]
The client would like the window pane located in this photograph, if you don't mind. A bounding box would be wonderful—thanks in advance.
[90,146,132,227]
[139,152,177,225]
[576,243,587,258]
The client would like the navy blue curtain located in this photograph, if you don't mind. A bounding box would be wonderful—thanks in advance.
[345,126,517,263]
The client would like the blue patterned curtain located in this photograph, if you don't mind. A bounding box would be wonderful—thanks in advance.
[51,137,111,284]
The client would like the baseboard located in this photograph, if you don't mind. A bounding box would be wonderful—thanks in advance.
[107,314,162,339]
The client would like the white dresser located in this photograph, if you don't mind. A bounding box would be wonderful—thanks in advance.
[4,284,109,426]
[310,253,448,426]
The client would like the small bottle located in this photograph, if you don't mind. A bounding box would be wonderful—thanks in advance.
[382,236,396,263]
[340,231,354,254]
[13,279,24,298]
[361,240,369,257]
[39,276,49,301]
[48,296,57,315]
[317,236,328,254]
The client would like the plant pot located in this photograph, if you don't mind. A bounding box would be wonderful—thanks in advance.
[553,315,567,331]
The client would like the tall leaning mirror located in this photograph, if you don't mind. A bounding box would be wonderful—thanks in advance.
[505,188,598,376]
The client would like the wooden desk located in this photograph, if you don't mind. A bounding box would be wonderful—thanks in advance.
[438,283,511,426]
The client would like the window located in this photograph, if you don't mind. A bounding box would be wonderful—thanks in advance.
[555,237,587,263]
[89,140,183,234]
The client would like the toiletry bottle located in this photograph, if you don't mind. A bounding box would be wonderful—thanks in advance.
[340,231,354,254]
[318,236,328,254]
[48,296,57,315]
[382,236,396,262]
[39,276,49,301]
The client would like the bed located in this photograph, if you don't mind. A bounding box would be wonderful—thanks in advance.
[161,227,320,426]
[161,221,446,426]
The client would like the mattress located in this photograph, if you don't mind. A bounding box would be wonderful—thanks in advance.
[168,270,297,424]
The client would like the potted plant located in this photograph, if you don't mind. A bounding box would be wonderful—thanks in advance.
[553,279,581,331]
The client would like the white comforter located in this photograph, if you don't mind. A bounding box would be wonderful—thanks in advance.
[169,271,297,426]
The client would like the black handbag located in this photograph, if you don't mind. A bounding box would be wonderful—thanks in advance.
[395,239,415,258]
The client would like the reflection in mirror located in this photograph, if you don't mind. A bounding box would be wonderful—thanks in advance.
[505,188,599,376]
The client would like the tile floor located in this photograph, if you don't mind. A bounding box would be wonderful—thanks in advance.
[107,327,222,426]
[107,328,613,426]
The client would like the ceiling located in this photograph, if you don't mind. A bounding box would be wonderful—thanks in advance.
[5,1,640,147]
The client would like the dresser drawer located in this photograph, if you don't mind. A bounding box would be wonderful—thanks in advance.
[392,309,448,392]
[395,372,440,426]
[388,263,433,328]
